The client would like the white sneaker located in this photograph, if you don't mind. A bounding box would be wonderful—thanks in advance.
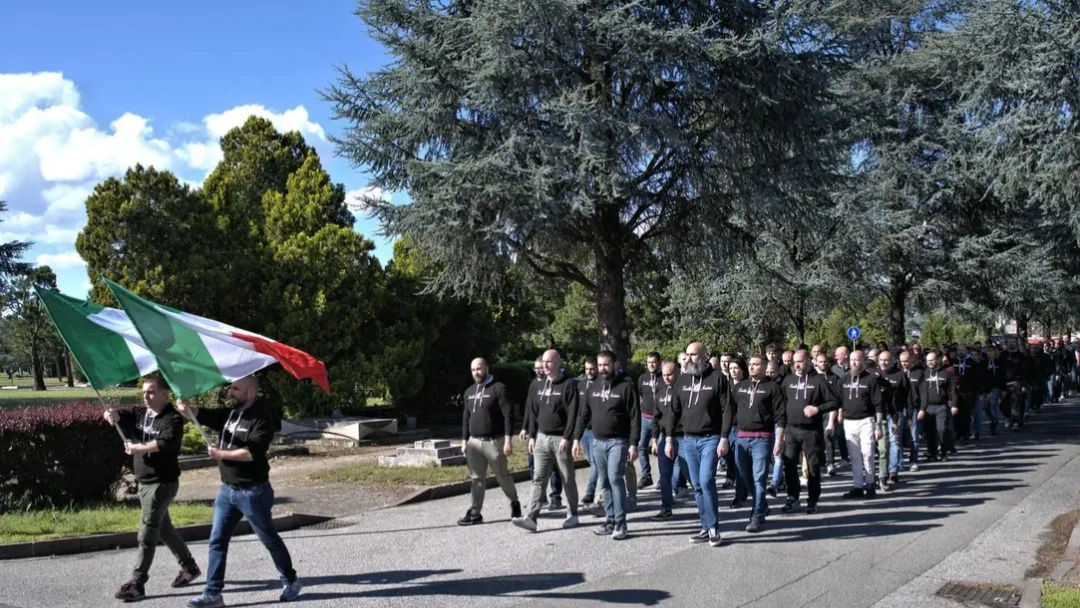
[563,514,579,529]
[909,463,920,472]
[612,523,628,540]
[511,516,537,532]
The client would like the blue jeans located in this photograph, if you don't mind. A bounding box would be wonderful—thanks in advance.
[205,482,295,596]
[679,435,720,531]
[908,415,921,463]
[656,433,685,511]
[591,438,629,525]
[638,416,653,478]
[582,429,599,499]
[735,437,771,522]
[885,415,902,475]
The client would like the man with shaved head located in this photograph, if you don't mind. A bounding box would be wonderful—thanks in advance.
[665,342,730,546]
[458,358,521,526]
[178,376,302,606]
[513,350,582,532]
[839,351,885,499]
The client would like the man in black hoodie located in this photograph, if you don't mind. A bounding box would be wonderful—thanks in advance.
[178,376,302,607]
[664,342,729,546]
[105,376,200,602]
[919,351,958,460]
[781,350,836,514]
[522,358,563,510]
[731,356,787,533]
[839,350,885,499]
[574,350,639,540]
[875,350,911,489]
[636,352,663,489]
[513,350,581,532]
[457,358,522,526]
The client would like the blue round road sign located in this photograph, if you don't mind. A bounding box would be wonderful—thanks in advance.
[847,326,862,341]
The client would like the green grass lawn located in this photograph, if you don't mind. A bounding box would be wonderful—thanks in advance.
[1043,583,1080,608]
[312,438,587,487]
[0,501,215,544]
[0,387,140,409]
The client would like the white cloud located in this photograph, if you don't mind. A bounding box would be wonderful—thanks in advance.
[35,251,85,269]
[0,71,339,295]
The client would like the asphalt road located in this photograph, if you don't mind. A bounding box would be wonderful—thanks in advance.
[3,402,1079,608]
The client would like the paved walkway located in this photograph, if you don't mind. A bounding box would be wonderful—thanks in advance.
[3,403,1080,608]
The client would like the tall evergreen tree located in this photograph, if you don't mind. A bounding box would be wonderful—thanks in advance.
[325,0,844,362]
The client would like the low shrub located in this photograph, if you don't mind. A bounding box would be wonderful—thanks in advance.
[0,402,130,511]
[181,421,210,455]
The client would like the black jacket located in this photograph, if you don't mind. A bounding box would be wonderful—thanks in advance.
[839,370,885,420]
[462,377,514,440]
[982,357,1007,392]
[527,372,580,441]
[877,369,913,419]
[919,368,957,408]
[953,357,983,394]
[577,371,640,444]
[650,383,679,439]
[782,372,838,427]
[196,398,276,487]
[730,377,787,433]
[119,404,184,484]
[665,364,729,438]
[638,371,663,417]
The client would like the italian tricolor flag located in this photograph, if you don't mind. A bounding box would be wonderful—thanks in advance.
[35,281,330,399]
[34,286,158,390]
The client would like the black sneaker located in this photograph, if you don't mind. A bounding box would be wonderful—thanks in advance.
[582,495,594,505]
[115,581,145,602]
[637,476,653,490]
[457,510,483,526]
[593,522,615,536]
[766,484,777,498]
[745,519,763,533]
[510,501,522,519]
[172,564,202,588]
[650,509,673,521]
[781,497,798,513]
[842,488,865,500]
[546,497,564,512]
[689,529,709,543]
[865,487,877,499]
[805,503,817,514]
[729,498,744,509]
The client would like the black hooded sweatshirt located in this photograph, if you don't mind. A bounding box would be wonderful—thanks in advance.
[527,371,580,440]
[919,367,957,408]
[462,376,514,440]
[839,370,885,420]
[577,371,640,444]
[649,382,680,439]
[665,363,729,438]
[953,357,983,395]
[783,372,838,427]
[638,370,662,418]
[876,369,913,419]
[118,404,185,484]
[730,377,787,433]
[195,397,276,487]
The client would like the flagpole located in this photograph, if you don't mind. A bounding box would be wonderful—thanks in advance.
[179,403,212,448]
[93,386,131,445]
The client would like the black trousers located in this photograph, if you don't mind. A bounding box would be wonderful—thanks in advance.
[924,404,954,458]
[783,425,823,505]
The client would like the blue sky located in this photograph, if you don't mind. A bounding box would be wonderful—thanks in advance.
[0,0,397,297]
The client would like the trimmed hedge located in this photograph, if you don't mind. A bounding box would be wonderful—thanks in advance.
[0,402,129,510]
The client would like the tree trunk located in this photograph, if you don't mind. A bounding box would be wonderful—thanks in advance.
[594,248,630,366]
[888,278,908,347]
[1017,315,1030,341]
[31,345,46,391]
[55,354,63,381]
[65,349,75,387]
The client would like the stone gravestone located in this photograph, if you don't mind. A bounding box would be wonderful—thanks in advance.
[378,440,466,468]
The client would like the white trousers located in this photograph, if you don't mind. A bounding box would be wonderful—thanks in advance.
[843,417,876,489]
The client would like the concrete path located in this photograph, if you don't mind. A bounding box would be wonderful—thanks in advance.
[3,403,1079,608]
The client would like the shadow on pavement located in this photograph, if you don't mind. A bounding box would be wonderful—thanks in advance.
[223,571,670,606]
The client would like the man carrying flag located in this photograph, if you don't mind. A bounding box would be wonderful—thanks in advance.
[104,375,201,602]
[176,378,301,607]
[100,279,327,606]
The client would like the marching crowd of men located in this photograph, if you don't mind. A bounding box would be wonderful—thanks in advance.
[459,336,1079,545]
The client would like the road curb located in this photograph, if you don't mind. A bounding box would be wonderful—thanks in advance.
[1018,578,1042,608]
[387,459,591,508]
[0,512,332,561]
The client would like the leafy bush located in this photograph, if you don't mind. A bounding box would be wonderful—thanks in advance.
[181,421,209,455]
[0,402,130,511]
